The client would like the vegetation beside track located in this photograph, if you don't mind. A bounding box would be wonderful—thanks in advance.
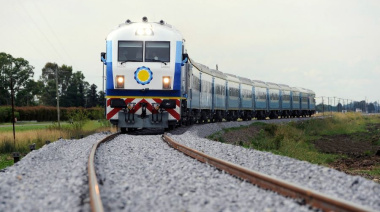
[208,113,380,181]
[0,118,116,170]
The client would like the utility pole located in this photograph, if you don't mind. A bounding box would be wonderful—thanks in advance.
[101,52,106,117]
[328,97,332,116]
[9,61,20,163]
[55,64,60,129]
[10,62,16,146]
[322,96,324,116]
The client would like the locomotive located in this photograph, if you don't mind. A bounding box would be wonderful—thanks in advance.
[101,17,316,132]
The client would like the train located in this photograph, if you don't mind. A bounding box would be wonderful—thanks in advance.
[101,17,316,132]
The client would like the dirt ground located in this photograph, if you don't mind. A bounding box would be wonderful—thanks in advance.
[217,126,262,146]
[313,124,380,181]
[217,123,380,182]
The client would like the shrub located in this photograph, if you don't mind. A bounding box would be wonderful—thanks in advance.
[67,109,89,131]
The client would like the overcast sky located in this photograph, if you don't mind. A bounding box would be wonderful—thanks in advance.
[1,0,379,105]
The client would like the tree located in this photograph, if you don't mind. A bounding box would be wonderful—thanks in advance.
[86,84,99,108]
[15,80,43,106]
[368,103,375,113]
[61,71,89,107]
[0,52,34,106]
[98,90,105,107]
[39,63,73,106]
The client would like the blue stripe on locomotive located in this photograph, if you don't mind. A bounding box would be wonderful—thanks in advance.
[173,41,182,90]
[106,89,181,97]
[106,41,114,91]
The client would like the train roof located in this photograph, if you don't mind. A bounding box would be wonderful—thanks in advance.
[107,18,183,42]
[291,87,301,92]
[191,61,213,75]
[210,69,226,79]
[296,87,311,94]
[306,89,315,95]
[238,76,253,85]
[266,82,281,89]
[300,88,315,95]
[225,73,240,83]
[277,84,292,91]
[251,80,267,88]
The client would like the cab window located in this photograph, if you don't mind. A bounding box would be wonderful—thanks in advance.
[118,41,143,62]
[145,41,170,62]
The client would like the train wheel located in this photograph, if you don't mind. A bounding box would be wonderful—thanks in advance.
[120,128,127,133]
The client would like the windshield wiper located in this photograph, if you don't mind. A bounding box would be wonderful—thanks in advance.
[120,59,142,64]
[146,58,168,64]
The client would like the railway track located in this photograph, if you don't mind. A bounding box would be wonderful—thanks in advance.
[88,131,375,212]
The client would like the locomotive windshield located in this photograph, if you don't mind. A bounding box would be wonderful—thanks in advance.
[145,41,170,62]
[118,41,143,62]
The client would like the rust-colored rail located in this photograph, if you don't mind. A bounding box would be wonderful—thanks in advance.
[88,133,120,212]
[162,134,375,212]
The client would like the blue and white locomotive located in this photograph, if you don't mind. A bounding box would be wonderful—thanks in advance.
[101,17,316,132]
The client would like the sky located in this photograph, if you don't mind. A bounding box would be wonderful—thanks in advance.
[1,0,379,105]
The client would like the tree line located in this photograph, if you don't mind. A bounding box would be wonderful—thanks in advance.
[0,52,104,108]
[316,101,379,113]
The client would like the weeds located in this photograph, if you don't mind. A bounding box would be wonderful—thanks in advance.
[208,113,379,166]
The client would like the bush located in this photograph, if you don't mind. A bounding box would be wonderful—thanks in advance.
[67,109,89,130]
[0,106,20,122]
[2,106,106,122]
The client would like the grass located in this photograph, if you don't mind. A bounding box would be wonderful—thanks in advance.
[0,122,71,132]
[0,119,116,170]
[208,113,380,166]
[0,153,13,170]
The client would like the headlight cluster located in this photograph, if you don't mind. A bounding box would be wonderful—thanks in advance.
[162,76,171,89]
[116,75,124,88]
[116,75,171,89]
[136,27,153,36]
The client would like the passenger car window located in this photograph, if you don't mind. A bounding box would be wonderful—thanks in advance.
[118,41,143,62]
[145,41,170,62]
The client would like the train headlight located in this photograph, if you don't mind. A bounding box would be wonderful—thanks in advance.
[116,75,124,88]
[135,27,154,36]
[136,28,145,36]
[162,76,171,89]
[145,28,153,35]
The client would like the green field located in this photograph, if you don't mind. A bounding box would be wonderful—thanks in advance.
[0,122,70,132]
[208,113,380,180]
[0,120,115,170]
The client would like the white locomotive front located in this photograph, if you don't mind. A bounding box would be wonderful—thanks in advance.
[102,17,188,132]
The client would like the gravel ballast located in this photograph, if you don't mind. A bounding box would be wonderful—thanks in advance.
[0,133,109,212]
[95,134,312,212]
[1,118,379,211]
[168,120,380,211]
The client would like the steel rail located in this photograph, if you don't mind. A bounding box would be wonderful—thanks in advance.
[162,134,375,212]
[88,133,120,212]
